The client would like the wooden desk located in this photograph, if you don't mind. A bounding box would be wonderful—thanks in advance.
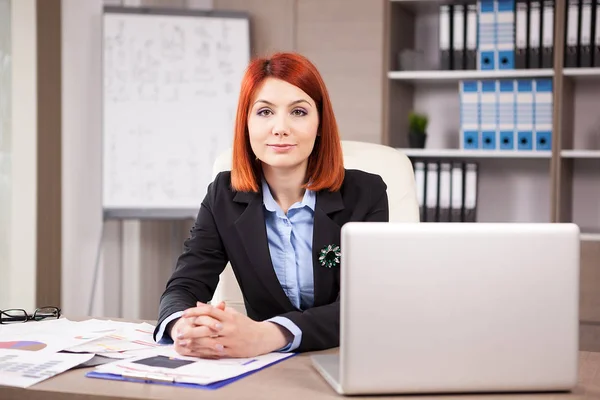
[2,351,600,400]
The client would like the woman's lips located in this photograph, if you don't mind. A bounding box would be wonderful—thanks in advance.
[267,144,296,152]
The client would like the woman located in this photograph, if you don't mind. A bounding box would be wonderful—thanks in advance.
[153,52,389,359]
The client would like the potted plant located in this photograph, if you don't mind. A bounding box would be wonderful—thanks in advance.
[408,112,428,148]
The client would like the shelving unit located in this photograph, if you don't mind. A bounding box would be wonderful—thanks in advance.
[561,150,600,158]
[385,0,600,350]
[385,0,557,225]
[385,0,600,230]
[388,69,554,83]
[397,148,552,159]
[563,68,600,80]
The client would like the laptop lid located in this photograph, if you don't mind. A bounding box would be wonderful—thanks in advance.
[339,222,579,395]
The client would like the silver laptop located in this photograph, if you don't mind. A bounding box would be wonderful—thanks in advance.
[312,222,580,395]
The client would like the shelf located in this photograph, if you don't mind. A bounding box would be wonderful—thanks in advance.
[397,148,552,159]
[389,0,447,13]
[561,150,600,159]
[388,69,554,84]
[581,232,600,242]
[563,68,600,81]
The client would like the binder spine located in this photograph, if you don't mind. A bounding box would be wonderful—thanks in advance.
[528,1,542,68]
[593,0,599,66]
[460,80,480,149]
[414,161,426,222]
[515,0,529,68]
[425,162,440,222]
[464,163,479,223]
[454,4,466,70]
[581,0,593,67]
[466,2,478,69]
[516,79,534,150]
[565,0,580,68]
[439,163,452,222]
[440,5,452,70]
[480,80,498,150]
[541,0,555,68]
[533,79,553,151]
[498,80,517,150]
[497,0,516,69]
[450,162,464,222]
[478,0,497,69]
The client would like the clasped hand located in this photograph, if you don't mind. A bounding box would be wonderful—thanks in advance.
[170,301,291,359]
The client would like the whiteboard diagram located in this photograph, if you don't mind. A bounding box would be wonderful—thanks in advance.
[102,8,250,217]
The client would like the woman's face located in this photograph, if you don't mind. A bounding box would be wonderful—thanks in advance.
[247,77,319,172]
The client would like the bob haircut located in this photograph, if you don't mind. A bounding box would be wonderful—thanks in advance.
[230,52,345,193]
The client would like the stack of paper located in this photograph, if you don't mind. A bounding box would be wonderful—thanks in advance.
[0,318,295,390]
[0,350,94,388]
[88,347,294,389]
[0,318,165,388]
[64,320,161,358]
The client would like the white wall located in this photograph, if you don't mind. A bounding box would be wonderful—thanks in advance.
[61,0,104,316]
[0,0,12,308]
[61,0,213,318]
[3,0,37,310]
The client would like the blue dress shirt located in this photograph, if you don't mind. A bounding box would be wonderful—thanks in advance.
[154,179,316,353]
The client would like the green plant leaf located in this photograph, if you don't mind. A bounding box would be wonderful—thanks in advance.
[408,112,428,134]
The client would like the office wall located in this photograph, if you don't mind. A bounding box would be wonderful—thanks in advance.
[214,0,295,55]
[5,0,37,310]
[36,0,62,309]
[61,0,104,316]
[215,0,386,144]
[61,0,387,318]
[0,0,11,308]
[295,0,386,144]
[61,0,214,318]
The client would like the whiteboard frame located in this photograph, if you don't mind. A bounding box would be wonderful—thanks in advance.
[101,6,250,220]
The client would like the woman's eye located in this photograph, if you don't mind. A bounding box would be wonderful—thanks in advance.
[257,109,273,117]
[291,109,307,117]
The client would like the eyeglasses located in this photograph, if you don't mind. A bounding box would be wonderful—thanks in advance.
[0,306,61,324]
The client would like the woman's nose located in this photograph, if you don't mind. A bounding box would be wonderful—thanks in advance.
[272,116,290,136]
[273,129,290,137]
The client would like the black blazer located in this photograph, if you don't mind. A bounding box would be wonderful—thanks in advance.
[155,169,389,352]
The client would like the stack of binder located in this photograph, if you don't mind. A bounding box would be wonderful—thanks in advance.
[565,0,600,68]
[438,0,559,71]
[413,161,479,223]
[460,78,553,151]
[515,0,556,69]
[440,2,479,70]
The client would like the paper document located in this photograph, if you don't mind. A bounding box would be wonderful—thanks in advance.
[66,322,160,354]
[0,319,103,354]
[0,318,164,358]
[0,349,94,388]
[91,347,294,386]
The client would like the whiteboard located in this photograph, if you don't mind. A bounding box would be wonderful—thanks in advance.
[102,7,250,218]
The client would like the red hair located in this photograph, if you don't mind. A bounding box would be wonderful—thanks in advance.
[230,52,345,193]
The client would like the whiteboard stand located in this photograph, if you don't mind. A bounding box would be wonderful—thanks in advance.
[88,5,250,316]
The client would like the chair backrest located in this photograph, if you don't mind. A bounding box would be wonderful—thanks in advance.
[212,140,420,222]
[209,140,420,310]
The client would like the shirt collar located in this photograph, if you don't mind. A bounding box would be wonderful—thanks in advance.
[262,178,316,214]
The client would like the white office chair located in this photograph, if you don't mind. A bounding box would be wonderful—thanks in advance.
[210,140,420,313]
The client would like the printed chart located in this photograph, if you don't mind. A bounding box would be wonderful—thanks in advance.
[0,341,47,351]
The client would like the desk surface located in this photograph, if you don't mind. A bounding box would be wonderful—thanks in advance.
[2,350,600,400]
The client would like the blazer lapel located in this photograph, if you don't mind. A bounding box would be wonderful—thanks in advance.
[312,190,345,307]
[233,191,293,311]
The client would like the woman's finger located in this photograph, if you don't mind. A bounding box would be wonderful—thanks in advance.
[188,337,227,357]
[185,324,220,340]
[174,337,226,359]
[192,315,223,332]
[182,304,216,318]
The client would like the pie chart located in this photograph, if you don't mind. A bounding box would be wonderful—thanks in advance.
[0,341,47,351]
